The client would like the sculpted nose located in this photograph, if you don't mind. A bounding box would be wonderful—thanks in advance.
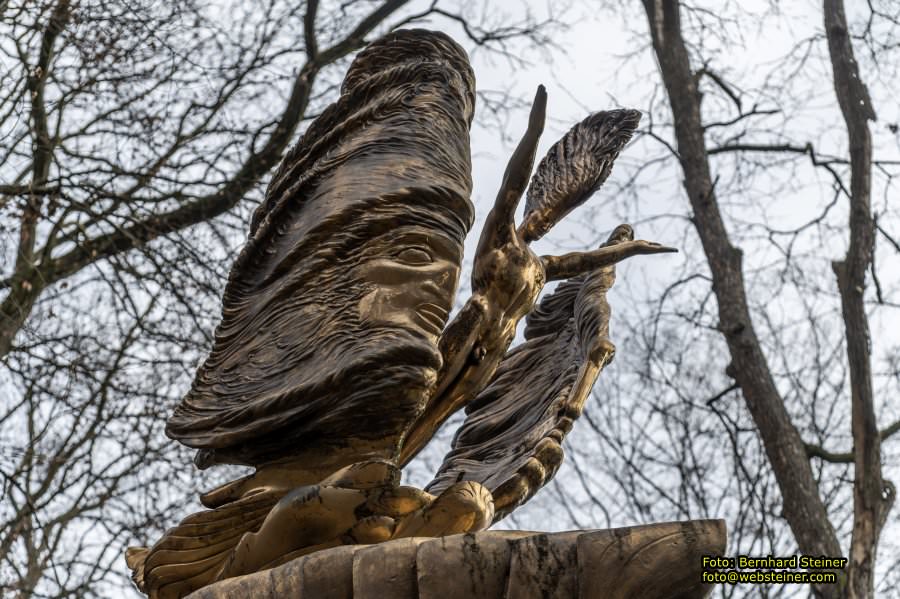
[424,269,455,298]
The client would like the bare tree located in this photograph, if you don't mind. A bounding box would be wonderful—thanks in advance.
[532,1,899,598]
[0,1,562,596]
[6,1,898,597]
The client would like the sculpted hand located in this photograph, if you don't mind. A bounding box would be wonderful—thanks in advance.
[215,461,492,581]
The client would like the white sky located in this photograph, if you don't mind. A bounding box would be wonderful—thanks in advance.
[4,0,899,595]
[400,1,900,591]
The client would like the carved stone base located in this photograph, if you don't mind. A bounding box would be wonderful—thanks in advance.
[185,520,725,599]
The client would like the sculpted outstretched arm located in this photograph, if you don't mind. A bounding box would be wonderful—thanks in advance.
[542,238,677,281]
[478,85,547,247]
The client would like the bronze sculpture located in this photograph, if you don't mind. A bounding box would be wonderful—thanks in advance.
[126,29,721,599]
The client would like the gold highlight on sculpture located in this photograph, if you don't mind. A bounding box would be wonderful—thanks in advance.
[126,28,721,599]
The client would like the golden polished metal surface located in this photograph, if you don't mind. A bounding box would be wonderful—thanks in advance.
[126,28,685,599]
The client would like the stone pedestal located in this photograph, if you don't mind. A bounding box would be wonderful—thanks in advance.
[186,520,725,599]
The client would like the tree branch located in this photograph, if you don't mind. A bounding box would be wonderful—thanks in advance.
[304,0,320,60]
[695,66,742,111]
[0,0,70,360]
[317,0,409,65]
[0,0,412,361]
[806,418,900,463]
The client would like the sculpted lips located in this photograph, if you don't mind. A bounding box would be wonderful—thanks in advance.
[416,302,449,335]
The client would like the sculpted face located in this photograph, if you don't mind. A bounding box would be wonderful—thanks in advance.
[167,28,476,469]
[356,227,462,341]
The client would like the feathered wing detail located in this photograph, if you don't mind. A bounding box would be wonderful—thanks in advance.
[520,109,641,242]
[426,252,619,521]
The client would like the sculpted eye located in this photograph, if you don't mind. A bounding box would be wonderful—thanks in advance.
[396,247,432,265]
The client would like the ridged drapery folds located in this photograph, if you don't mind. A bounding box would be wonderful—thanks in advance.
[166,30,476,469]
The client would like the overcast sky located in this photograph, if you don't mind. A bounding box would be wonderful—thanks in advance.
[3,1,898,595]
[399,2,899,591]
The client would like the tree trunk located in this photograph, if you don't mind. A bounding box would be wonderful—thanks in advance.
[640,1,843,595]
[823,0,894,596]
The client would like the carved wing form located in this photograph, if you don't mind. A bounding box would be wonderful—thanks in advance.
[426,226,630,520]
[519,109,640,242]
